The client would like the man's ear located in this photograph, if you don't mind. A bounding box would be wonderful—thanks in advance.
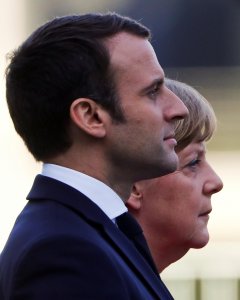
[70,98,108,138]
[126,183,143,211]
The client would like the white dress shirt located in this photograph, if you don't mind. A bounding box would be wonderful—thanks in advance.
[41,163,127,222]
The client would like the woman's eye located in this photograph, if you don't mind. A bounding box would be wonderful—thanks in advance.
[187,159,201,169]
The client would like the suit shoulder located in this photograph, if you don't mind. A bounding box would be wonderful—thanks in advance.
[0,234,133,299]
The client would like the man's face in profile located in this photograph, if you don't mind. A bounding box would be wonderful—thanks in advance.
[104,32,188,182]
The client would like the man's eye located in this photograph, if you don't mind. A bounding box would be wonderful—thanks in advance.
[148,86,160,99]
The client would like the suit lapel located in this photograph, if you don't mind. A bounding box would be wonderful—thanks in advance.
[104,219,173,299]
[27,175,172,300]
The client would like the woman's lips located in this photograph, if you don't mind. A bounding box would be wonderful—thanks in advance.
[199,208,212,217]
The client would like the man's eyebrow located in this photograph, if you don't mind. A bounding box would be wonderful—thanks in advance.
[139,78,165,95]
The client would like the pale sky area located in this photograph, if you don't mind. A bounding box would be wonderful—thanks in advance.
[1,1,240,299]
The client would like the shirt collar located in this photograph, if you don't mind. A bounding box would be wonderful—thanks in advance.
[41,163,127,221]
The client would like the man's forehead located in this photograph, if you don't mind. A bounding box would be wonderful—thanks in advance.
[106,32,152,64]
[106,32,162,75]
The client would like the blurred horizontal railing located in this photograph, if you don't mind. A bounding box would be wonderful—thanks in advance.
[165,278,240,300]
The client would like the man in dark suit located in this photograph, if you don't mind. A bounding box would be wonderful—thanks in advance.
[0,13,187,299]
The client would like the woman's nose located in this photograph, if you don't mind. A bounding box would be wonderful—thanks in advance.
[204,167,223,195]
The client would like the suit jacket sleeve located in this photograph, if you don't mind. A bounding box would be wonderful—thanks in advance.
[11,235,132,300]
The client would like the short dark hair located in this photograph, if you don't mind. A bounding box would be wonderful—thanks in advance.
[6,12,150,161]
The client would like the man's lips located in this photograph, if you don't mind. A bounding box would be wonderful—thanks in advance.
[164,132,175,140]
[164,133,177,146]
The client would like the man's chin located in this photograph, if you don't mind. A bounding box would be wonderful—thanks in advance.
[162,153,179,175]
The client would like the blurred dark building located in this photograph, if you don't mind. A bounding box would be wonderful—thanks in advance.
[121,0,240,67]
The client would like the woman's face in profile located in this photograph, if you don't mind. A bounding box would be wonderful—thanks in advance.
[128,141,223,251]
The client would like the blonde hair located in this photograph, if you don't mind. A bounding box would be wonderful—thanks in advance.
[165,78,216,151]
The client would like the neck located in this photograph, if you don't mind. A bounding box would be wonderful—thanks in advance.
[46,145,133,202]
[148,238,190,273]
[106,179,132,202]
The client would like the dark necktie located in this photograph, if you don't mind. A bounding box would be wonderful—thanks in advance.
[116,212,159,277]
[116,212,175,299]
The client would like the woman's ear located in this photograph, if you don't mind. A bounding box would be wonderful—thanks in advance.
[126,183,143,211]
[70,98,108,138]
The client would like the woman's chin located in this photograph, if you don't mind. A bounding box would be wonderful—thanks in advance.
[191,235,210,249]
